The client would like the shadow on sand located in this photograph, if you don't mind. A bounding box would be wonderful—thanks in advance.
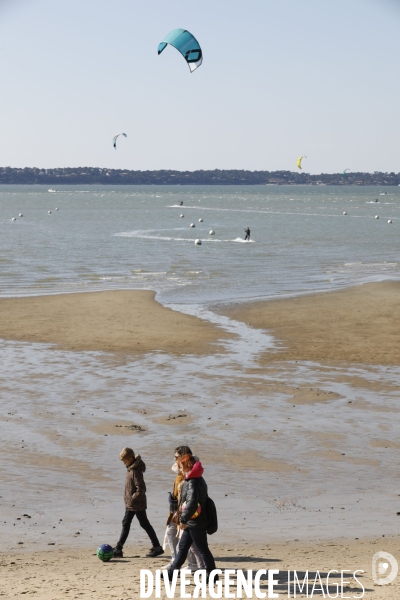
[216,556,282,563]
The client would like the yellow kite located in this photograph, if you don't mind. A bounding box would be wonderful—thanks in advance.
[297,155,307,170]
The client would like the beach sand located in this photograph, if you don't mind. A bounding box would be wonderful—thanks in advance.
[1,282,400,598]
[1,281,399,362]
[217,281,400,366]
[2,538,399,599]
[0,290,231,355]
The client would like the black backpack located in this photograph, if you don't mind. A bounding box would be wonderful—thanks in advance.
[205,496,218,535]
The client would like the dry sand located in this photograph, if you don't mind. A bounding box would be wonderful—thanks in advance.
[218,281,400,366]
[0,291,231,355]
[2,539,399,599]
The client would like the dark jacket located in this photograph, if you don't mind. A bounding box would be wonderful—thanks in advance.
[180,462,208,529]
[124,455,147,511]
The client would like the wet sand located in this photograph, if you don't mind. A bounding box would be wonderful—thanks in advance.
[2,538,399,599]
[218,281,400,365]
[0,290,231,354]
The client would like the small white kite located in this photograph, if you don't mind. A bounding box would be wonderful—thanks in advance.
[113,133,127,149]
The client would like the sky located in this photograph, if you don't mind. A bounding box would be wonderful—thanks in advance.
[0,0,399,174]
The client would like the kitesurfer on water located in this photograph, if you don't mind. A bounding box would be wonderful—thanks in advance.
[244,227,250,241]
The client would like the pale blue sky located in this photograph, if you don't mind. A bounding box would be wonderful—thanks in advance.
[0,0,399,173]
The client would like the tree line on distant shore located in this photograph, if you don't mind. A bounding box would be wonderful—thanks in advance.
[0,167,399,185]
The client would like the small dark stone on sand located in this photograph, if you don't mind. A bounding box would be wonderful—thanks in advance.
[126,424,145,432]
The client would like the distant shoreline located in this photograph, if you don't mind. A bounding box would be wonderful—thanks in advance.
[0,167,399,186]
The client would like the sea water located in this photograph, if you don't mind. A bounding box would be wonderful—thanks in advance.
[1,184,400,549]
[1,184,399,302]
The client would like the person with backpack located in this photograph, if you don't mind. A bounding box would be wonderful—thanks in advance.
[167,454,216,580]
[164,445,205,571]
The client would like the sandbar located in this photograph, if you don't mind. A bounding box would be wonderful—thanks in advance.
[0,290,231,355]
[218,281,400,365]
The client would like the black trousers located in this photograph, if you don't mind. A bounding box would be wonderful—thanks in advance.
[168,527,216,576]
[116,509,160,549]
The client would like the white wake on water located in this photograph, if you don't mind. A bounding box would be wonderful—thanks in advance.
[115,230,256,244]
[233,237,255,243]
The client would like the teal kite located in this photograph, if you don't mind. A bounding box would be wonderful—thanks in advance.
[158,29,203,72]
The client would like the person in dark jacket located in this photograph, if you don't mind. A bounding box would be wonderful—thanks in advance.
[113,447,164,558]
[244,227,250,241]
[167,454,216,579]
[163,445,205,571]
